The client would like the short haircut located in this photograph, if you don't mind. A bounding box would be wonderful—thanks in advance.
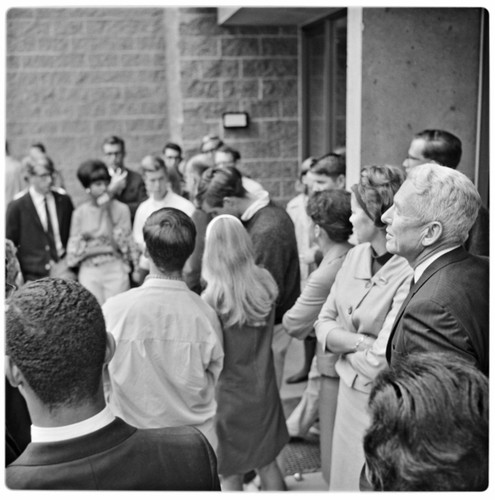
[162,142,182,156]
[5,278,107,410]
[200,135,224,153]
[364,352,488,491]
[143,207,196,273]
[25,153,55,176]
[102,135,125,152]
[414,129,462,168]
[310,153,346,178]
[140,154,168,175]
[306,189,353,243]
[196,166,247,208]
[407,163,481,246]
[77,159,111,188]
[30,142,46,153]
[215,144,241,162]
[355,164,405,228]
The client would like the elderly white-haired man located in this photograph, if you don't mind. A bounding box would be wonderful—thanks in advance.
[382,163,488,375]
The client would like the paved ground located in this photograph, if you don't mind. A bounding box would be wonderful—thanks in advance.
[280,338,328,491]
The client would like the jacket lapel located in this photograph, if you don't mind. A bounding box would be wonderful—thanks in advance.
[386,247,469,359]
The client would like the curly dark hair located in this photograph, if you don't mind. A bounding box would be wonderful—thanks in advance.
[355,164,405,228]
[306,189,353,243]
[5,278,107,410]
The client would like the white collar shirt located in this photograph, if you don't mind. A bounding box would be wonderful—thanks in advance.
[29,186,64,256]
[414,246,460,283]
[31,406,115,443]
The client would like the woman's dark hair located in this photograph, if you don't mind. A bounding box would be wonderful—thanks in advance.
[306,189,353,243]
[77,159,111,189]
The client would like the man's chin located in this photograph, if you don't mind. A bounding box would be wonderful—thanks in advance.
[385,240,397,255]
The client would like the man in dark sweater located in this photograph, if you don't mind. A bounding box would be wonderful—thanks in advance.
[198,166,300,388]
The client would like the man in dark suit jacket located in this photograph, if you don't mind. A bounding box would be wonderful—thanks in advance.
[5,278,221,490]
[102,135,147,222]
[382,163,489,375]
[6,154,73,282]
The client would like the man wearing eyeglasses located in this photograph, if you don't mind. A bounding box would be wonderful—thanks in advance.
[6,154,74,282]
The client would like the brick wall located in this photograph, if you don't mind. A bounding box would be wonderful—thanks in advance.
[178,8,300,204]
[6,7,300,206]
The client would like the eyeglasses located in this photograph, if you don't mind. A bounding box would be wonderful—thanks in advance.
[33,172,53,179]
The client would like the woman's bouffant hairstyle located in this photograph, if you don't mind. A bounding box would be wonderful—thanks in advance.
[201,215,278,328]
[77,159,111,189]
[354,165,405,228]
[306,189,353,243]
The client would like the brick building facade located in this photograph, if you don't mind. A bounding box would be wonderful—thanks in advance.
[6,7,300,206]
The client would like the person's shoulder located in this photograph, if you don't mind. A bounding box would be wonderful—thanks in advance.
[125,165,144,180]
[102,287,140,313]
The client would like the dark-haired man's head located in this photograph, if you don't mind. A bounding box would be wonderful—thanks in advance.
[306,153,346,193]
[102,135,126,172]
[5,278,111,413]
[143,208,196,274]
[403,129,462,173]
[363,352,488,491]
[196,166,248,217]
[162,142,182,171]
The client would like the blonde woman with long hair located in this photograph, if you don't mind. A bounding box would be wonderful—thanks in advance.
[202,215,288,491]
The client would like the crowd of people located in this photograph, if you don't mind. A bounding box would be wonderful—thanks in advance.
[4,128,489,491]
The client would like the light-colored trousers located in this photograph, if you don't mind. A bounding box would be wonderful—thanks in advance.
[286,355,320,437]
[78,259,130,305]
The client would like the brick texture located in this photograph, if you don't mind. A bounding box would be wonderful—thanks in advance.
[6,7,300,206]
[178,8,299,204]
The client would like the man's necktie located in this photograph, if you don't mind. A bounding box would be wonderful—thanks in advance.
[44,197,59,262]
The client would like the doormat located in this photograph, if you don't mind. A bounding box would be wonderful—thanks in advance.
[279,396,321,477]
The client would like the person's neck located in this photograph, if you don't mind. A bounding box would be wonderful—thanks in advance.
[28,389,106,428]
[152,191,168,202]
[318,234,335,256]
[370,230,388,257]
[411,242,456,269]
[148,262,182,280]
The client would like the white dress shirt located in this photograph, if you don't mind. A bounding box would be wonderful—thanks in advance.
[102,278,224,449]
[29,186,64,257]
[413,246,460,283]
[31,406,115,443]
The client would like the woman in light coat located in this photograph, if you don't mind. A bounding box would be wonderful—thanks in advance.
[314,164,413,491]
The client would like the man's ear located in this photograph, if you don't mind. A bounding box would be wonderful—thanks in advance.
[104,332,116,366]
[5,355,24,389]
[422,221,443,247]
[336,174,346,189]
